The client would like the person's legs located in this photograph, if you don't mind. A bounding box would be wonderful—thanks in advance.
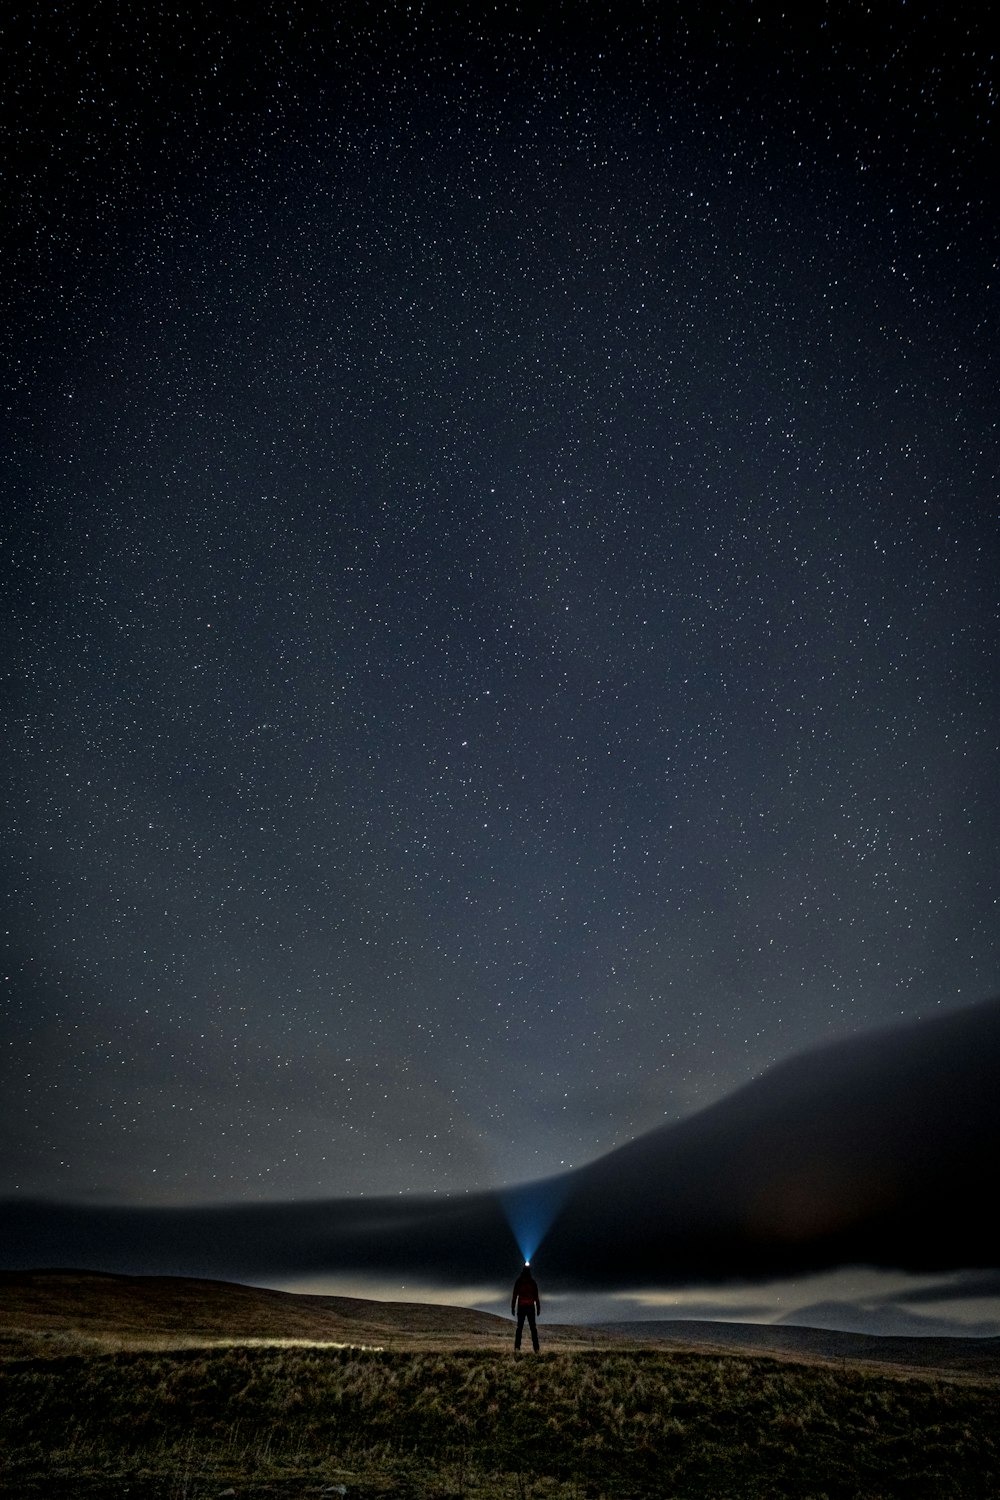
[515,1306,526,1350]
[525,1305,539,1352]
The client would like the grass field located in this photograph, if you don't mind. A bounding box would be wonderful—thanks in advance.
[3,1341,1000,1499]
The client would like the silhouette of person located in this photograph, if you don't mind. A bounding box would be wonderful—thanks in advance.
[511,1263,541,1351]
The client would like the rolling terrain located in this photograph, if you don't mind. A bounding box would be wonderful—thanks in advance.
[0,1268,619,1357]
[4,1268,1000,1379]
[4,1271,1000,1496]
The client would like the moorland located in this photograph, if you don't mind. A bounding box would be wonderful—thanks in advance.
[2,1270,999,1498]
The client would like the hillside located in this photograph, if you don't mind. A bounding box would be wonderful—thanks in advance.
[4,1270,1000,1381]
[3,1335,1000,1498]
[0,1268,619,1357]
[5,1270,1000,1496]
[601,1318,1000,1380]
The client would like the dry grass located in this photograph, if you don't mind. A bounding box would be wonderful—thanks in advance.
[0,1269,622,1361]
[4,1271,1000,1496]
[3,1342,1000,1498]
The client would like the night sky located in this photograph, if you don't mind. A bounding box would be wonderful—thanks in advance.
[2,4,997,1328]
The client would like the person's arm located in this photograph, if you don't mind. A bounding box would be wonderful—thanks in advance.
[511,1285,517,1316]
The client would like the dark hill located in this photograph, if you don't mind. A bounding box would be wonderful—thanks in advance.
[0,1268,619,1357]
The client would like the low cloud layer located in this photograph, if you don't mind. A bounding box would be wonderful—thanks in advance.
[5,999,999,1291]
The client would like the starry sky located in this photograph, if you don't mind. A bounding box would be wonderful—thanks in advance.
[2,3,998,1315]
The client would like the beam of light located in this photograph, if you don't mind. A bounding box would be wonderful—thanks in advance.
[499,1173,572,1265]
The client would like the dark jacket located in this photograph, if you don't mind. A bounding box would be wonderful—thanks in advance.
[511,1271,540,1314]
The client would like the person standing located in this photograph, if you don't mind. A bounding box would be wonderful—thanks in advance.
[511,1262,541,1352]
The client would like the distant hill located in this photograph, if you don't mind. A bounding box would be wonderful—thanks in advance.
[0,1268,620,1357]
[4,1270,1000,1379]
[599,1318,1000,1379]
[776,1298,1000,1340]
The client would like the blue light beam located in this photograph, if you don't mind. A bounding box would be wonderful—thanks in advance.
[499,1173,572,1264]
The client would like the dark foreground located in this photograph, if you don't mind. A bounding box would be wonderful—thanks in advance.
[2,1344,999,1499]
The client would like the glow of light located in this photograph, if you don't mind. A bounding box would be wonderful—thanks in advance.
[499,1173,571,1264]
